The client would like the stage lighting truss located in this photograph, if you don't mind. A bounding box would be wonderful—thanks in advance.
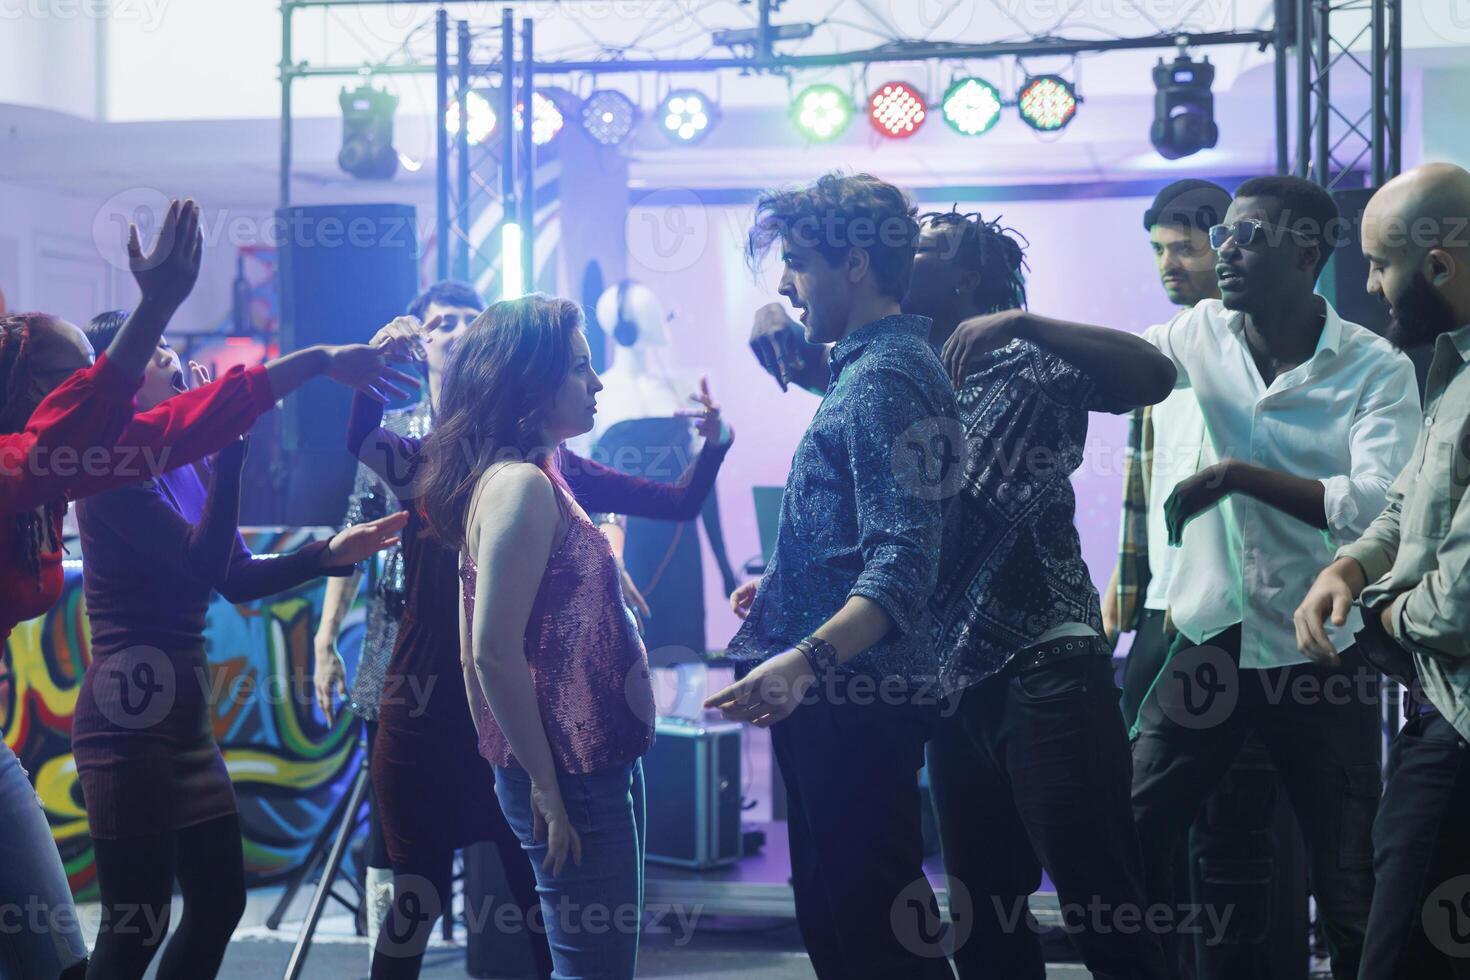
[446,89,497,146]
[513,91,565,147]
[582,89,639,146]
[869,81,926,139]
[659,90,717,144]
[1017,75,1078,132]
[791,84,853,142]
[941,77,1003,136]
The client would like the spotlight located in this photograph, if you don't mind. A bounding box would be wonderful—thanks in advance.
[1017,75,1078,132]
[446,90,497,146]
[582,89,638,146]
[659,90,717,144]
[338,83,399,180]
[941,77,1002,136]
[791,84,853,142]
[868,81,927,138]
[1150,54,1218,160]
[513,92,565,147]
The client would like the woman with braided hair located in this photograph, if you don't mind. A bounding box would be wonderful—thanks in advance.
[0,199,417,980]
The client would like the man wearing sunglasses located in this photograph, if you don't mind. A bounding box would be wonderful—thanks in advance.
[947,175,1420,977]
[1132,176,1420,978]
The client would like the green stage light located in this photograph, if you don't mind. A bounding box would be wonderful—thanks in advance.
[941,77,1003,136]
[792,84,853,142]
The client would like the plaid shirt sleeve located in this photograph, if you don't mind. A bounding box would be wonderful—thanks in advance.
[1114,405,1154,633]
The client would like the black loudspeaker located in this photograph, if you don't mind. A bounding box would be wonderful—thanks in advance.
[1322,186,1432,399]
[274,203,419,525]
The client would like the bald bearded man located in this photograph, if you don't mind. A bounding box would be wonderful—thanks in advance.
[1296,162,1470,978]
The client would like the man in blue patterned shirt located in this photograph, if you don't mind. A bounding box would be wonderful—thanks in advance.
[749,209,1177,979]
[706,173,958,980]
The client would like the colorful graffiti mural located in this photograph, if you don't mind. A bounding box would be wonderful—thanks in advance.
[1,528,367,901]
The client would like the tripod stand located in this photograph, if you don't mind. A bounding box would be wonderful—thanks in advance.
[266,731,370,980]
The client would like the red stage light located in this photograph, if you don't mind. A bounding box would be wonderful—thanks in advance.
[868,82,927,138]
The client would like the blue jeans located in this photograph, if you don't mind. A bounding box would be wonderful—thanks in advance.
[494,760,645,980]
[0,741,87,979]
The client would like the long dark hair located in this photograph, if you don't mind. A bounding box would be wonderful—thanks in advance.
[418,293,583,552]
[1,314,63,589]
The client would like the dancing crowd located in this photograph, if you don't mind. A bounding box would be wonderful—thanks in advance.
[1,160,1469,980]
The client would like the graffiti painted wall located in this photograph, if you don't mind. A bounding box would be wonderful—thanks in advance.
[1,528,367,901]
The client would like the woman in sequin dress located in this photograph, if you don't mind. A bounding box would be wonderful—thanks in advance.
[419,295,702,980]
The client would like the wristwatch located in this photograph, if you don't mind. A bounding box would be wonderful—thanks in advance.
[794,636,839,675]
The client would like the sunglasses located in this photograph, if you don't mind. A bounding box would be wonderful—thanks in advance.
[1208,219,1315,250]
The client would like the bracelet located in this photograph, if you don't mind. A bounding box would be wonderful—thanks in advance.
[794,636,839,675]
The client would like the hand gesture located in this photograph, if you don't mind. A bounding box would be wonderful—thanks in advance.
[941,309,1021,387]
[1163,463,1233,546]
[729,580,758,620]
[530,781,584,875]
[371,314,433,364]
[749,304,816,392]
[704,649,816,727]
[1293,565,1356,665]
[128,199,203,311]
[325,510,409,566]
[675,375,728,443]
[323,344,421,403]
[189,359,212,389]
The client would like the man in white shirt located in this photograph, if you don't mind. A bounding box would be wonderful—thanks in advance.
[1105,180,1297,980]
[1130,175,1420,978]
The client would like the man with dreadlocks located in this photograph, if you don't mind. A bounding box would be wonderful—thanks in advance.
[749,207,1174,978]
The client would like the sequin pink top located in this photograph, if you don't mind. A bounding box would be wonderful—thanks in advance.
[461,511,656,774]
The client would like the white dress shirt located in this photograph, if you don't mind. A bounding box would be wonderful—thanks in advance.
[1141,324,1209,611]
[1149,297,1420,669]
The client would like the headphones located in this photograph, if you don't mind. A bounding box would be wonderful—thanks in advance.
[612,280,639,348]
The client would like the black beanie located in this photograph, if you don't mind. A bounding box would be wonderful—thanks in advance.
[1144,179,1232,234]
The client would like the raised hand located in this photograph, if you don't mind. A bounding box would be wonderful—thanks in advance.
[128,199,203,311]
[371,314,434,364]
[325,510,409,566]
[323,344,421,403]
[675,375,728,443]
[188,359,212,389]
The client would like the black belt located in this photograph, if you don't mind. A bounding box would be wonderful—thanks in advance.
[1004,633,1111,675]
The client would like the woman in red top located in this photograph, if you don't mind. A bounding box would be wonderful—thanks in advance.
[0,200,417,980]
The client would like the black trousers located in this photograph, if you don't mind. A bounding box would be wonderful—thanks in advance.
[1131,624,1379,980]
[1361,703,1470,979]
[928,651,1169,980]
[1123,609,1289,980]
[768,673,955,980]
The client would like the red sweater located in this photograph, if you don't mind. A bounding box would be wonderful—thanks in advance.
[1,354,276,639]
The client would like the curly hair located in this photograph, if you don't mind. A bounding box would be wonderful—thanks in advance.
[919,209,1030,314]
[747,171,920,302]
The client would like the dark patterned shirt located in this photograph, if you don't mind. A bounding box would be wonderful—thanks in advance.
[346,397,433,721]
[727,315,957,686]
[931,339,1130,695]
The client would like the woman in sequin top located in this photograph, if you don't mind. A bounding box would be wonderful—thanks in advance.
[420,295,691,980]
